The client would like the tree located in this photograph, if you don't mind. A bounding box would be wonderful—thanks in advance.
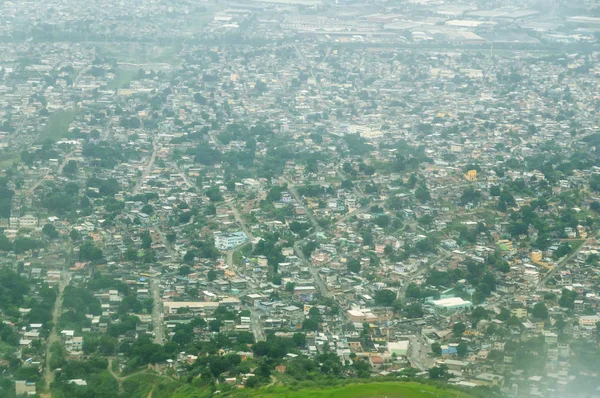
[347,258,361,274]
[405,283,421,299]
[428,364,449,379]
[302,317,319,331]
[194,93,207,105]
[531,302,549,320]
[69,228,80,241]
[205,187,224,202]
[42,223,59,239]
[63,160,78,175]
[554,242,572,259]
[0,235,12,251]
[245,376,259,388]
[591,174,600,192]
[166,233,176,244]
[384,245,394,255]
[140,230,152,249]
[456,342,468,357]
[341,179,353,190]
[415,184,431,203]
[141,204,154,215]
[207,270,218,281]
[373,215,390,228]
[472,306,488,323]
[404,303,423,318]
[289,221,311,235]
[361,231,374,246]
[79,241,103,262]
[559,289,577,309]
[292,332,306,348]
[452,322,466,337]
[460,186,482,205]
[374,289,396,306]
[431,342,442,356]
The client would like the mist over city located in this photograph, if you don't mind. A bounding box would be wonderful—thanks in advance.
[0,0,599,397]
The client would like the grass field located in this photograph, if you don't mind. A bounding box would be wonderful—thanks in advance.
[97,43,182,65]
[107,69,137,90]
[0,152,20,170]
[243,382,473,398]
[116,376,474,398]
[38,109,76,142]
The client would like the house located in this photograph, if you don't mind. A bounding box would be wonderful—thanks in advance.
[15,380,37,396]
[471,373,504,388]
[387,341,409,357]
[215,232,248,250]
[230,278,247,290]
[579,315,600,327]
[429,297,472,311]
[369,355,385,369]
[281,305,304,323]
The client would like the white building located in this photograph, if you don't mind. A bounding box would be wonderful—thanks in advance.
[214,232,248,250]
[429,297,472,311]
[9,214,38,228]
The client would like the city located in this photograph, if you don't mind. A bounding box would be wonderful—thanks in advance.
[0,0,600,397]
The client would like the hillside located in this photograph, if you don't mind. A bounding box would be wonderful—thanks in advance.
[120,375,475,398]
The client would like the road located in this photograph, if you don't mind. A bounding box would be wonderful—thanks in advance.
[179,168,194,189]
[407,334,432,370]
[283,177,321,232]
[335,169,364,197]
[293,43,319,91]
[399,250,451,299]
[250,309,266,342]
[229,202,254,241]
[73,64,91,87]
[43,270,72,388]
[288,199,388,300]
[150,279,165,345]
[538,233,597,288]
[293,240,332,299]
[25,150,76,195]
[132,145,159,195]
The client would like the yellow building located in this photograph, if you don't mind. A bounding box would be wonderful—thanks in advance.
[511,307,527,319]
[497,239,514,252]
[470,373,504,388]
[530,250,543,264]
[464,169,477,182]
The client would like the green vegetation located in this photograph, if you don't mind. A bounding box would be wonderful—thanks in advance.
[96,43,183,65]
[107,69,137,90]
[0,152,20,170]
[240,382,474,398]
[118,377,476,398]
[39,109,76,142]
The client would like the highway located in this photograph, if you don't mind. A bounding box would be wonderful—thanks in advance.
[283,177,321,232]
[229,202,255,241]
[43,270,72,388]
[132,145,158,195]
[25,149,76,195]
[537,232,598,288]
[250,309,266,342]
[150,279,165,345]
[399,249,451,299]
[407,333,432,370]
[293,239,333,299]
